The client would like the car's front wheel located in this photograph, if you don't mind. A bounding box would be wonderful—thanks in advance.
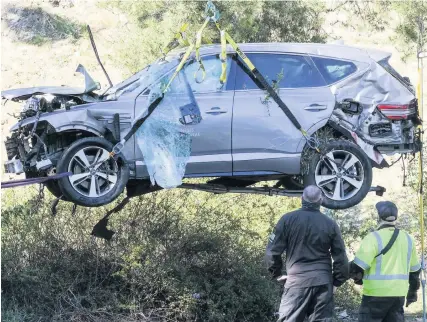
[304,139,373,209]
[56,137,129,207]
[45,180,64,198]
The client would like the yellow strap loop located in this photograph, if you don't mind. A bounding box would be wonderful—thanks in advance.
[164,44,194,92]
[214,22,255,71]
[194,18,210,83]
[215,21,318,151]
[162,23,189,56]
[164,17,213,92]
[416,63,425,268]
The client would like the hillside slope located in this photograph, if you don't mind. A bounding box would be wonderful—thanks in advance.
[1,1,425,320]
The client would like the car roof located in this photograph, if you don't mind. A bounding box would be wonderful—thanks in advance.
[171,42,391,63]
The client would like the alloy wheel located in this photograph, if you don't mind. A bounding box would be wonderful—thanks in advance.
[67,146,118,198]
[314,150,364,201]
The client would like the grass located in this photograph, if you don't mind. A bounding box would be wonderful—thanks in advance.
[4,6,84,46]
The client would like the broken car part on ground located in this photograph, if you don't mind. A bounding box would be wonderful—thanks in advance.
[1,24,421,211]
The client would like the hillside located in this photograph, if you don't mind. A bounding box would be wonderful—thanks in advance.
[1,1,426,321]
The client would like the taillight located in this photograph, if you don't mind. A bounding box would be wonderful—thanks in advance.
[377,104,416,120]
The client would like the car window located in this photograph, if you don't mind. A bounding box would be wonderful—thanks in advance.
[311,57,357,85]
[235,53,325,90]
[183,55,232,92]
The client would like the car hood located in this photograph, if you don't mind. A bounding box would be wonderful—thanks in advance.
[1,64,100,101]
[1,86,94,100]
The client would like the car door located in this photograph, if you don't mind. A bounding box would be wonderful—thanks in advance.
[231,52,335,175]
[182,55,234,176]
[134,54,234,177]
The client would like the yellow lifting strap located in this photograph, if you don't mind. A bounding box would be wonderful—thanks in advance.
[194,18,211,83]
[417,51,427,322]
[215,23,255,71]
[219,30,227,85]
[161,23,190,57]
[163,19,212,94]
[417,58,426,265]
[213,21,319,152]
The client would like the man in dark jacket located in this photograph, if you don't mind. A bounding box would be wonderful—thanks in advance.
[266,185,349,322]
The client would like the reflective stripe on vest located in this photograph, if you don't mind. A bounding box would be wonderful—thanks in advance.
[364,230,412,280]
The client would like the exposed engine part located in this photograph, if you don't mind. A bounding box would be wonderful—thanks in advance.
[32,132,48,156]
[4,158,24,174]
[29,111,41,137]
[369,123,392,137]
[22,96,46,117]
[5,134,20,160]
[20,94,79,120]
[36,159,53,171]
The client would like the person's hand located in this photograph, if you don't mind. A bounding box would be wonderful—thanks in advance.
[277,275,287,283]
[333,286,337,294]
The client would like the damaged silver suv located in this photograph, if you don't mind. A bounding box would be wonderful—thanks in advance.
[2,43,421,209]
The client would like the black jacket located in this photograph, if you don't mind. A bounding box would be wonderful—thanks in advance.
[266,204,349,288]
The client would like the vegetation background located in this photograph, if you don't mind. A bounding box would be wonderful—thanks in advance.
[1,0,426,321]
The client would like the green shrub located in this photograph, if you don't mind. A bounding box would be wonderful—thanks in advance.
[2,188,300,321]
[4,6,83,46]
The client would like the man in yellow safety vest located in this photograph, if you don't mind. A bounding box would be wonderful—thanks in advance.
[350,201,421,322]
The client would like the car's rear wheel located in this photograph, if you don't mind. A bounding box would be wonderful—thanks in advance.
[304,139,372,209]
[56,137,129,207]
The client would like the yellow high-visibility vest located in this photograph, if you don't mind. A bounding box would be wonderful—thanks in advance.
[354,227,421,297]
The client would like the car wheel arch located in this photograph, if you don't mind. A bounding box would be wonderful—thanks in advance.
[54,125,104,137]
[296,118,333,152]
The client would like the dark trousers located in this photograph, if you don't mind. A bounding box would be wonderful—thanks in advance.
[277,284,333,322]
[358,296,405,322]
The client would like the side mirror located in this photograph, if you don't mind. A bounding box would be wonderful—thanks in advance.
[403,76,411,84]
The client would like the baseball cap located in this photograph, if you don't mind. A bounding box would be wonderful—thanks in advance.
[376,201,398,222]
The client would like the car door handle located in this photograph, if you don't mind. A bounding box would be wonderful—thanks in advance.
[206,107,227,114]
[304,104,327,111]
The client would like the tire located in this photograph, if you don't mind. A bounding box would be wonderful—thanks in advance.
[281,175,304,190]
[56,137,129,207]
[45,180,63,198]
[303,139,373,209]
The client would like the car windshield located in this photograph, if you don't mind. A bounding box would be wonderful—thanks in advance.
[103,55,179,99]
[378,58,415,94]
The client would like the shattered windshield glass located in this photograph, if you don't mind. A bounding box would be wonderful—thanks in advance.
[104,56,179,99]
[135,63,202,188]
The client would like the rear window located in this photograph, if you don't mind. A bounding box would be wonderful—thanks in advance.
[378,58,415,94]
[311,57,357,85]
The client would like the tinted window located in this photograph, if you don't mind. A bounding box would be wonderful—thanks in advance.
[183,55,231,92]
[311,57,357,84]
[235,53,325,90]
